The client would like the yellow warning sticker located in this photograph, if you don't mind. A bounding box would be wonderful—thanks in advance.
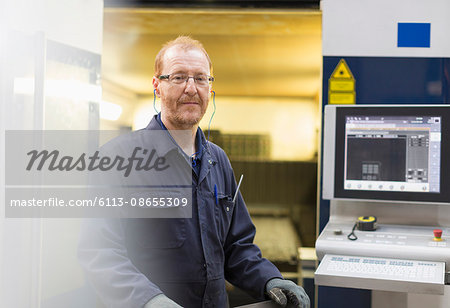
[329,92,355,105]
[329,59,355,105]
[329,80,355,92]
[331,59,354,79]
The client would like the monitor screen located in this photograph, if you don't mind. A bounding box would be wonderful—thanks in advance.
[331,105,450,203]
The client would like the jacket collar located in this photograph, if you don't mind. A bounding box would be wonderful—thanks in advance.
[144,115,217,183]
[145,114,214,160]
[143,115,180,157]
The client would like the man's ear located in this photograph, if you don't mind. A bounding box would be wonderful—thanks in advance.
[152,76,161,97]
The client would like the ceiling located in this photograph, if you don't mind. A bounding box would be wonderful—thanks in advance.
[104,0,320,9]
[102,8,322,98]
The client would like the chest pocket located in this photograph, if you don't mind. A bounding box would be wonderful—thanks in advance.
[126,190,188,249]
[214,194,235,245]
[127,218,186,249]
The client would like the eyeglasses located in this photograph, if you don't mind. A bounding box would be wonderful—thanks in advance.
[158,74,214,87]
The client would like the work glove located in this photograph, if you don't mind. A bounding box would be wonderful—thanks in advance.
[266,278,310,308]
[144,294,182,308]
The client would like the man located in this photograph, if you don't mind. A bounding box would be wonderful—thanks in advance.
[78,36,310,308]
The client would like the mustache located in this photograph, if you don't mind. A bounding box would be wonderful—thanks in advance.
[178,97,201,104]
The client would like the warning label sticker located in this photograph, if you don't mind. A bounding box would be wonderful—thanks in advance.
[329,59,355,104]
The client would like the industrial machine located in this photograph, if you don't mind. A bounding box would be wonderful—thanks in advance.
[315,104,450,308]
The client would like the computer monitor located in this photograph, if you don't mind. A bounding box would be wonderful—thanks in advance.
[322,105,450,203]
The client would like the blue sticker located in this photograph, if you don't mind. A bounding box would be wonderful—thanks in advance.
[397,23,430,48]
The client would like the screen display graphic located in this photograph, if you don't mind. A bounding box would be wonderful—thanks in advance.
[343,116,441,193]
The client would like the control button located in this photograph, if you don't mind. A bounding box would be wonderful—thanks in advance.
[433,229,443,241]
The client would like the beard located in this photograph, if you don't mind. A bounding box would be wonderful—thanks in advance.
[172,112,202,127]
[165,100,208,129]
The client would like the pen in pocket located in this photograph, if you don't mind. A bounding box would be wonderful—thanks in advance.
[232,174,244,203]
[214,184,218,205]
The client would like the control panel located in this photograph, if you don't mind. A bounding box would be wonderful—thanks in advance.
[315,221,449,294]
[315,254,445,294]
[316,222,450,265]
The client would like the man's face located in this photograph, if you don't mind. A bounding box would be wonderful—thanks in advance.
[153,46,211,130]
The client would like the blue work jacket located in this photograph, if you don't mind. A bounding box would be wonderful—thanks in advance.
[78,115,282,308]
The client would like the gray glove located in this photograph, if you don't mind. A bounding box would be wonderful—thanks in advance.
[266,278,310,308]
[144,294,182,308]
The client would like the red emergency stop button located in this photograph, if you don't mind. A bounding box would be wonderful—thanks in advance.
[433,229,443,241]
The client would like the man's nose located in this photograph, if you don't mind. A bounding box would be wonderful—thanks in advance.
[184,78,198,95]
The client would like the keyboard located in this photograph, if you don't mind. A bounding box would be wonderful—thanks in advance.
[315,254,445,294]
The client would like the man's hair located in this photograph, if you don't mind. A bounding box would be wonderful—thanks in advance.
[154,36,212,76]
